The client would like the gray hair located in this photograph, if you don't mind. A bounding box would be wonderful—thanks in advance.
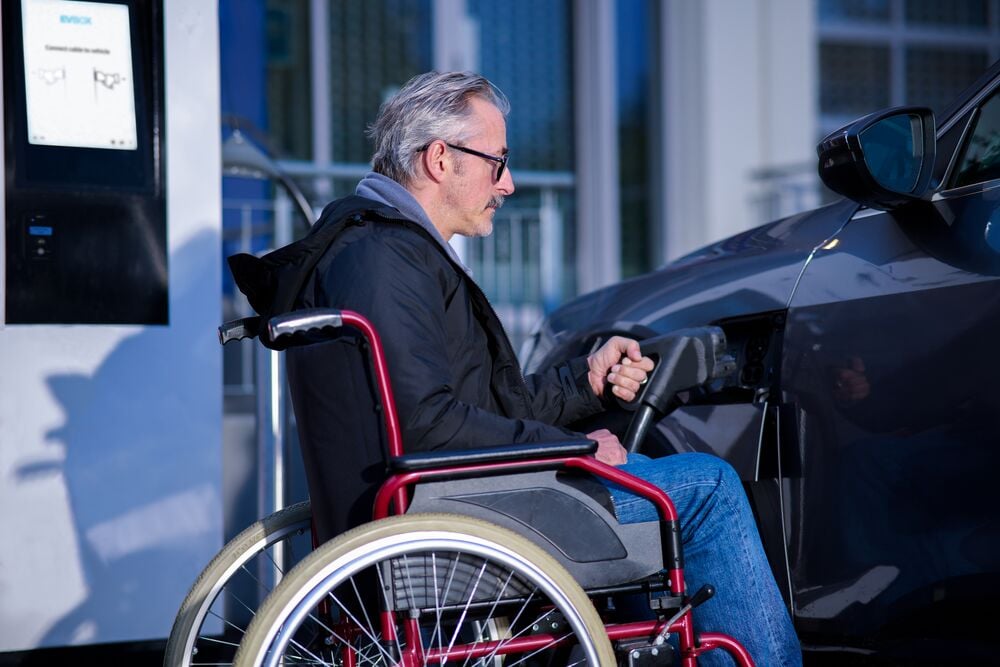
[368,71,510,185]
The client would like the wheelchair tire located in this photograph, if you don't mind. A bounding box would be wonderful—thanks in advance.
[233,512,615,667]
[164,501,313,667]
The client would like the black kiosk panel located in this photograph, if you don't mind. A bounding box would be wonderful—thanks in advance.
[3,0,166,324]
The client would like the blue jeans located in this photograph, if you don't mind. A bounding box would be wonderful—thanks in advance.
[603,452,802,667]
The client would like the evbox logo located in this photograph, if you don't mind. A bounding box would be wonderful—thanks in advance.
[59,14,92,25]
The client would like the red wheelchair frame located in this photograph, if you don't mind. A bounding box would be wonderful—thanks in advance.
[272,308,755,667]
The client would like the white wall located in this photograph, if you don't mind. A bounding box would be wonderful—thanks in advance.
[0,0,222,650]
[659,0,816,261]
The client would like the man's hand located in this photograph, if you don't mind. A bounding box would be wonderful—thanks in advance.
[587,428,628,466]
[587,336,655,402]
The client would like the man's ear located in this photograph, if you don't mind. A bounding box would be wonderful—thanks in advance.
[419,139,450,184]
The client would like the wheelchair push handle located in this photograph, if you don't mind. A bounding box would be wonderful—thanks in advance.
[218,308,354,350]
[267,308,344,342]
[622,326,737,453]
[218,308,349,348]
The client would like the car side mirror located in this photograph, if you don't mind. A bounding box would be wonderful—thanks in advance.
[817,107,936,210]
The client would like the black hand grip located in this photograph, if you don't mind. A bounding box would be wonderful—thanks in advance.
[688,583,715,609]
[267,308,344,343]
[656,583,718,643]
[218,316,261,345]
[622,405,657,454]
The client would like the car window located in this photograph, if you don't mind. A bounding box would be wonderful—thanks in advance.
[952,88,1000,188]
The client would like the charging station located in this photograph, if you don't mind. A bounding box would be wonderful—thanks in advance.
[0,0,222,652]
[3,0,167,324]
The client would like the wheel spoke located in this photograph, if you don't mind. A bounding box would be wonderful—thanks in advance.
[164,502,314,667]
[476,590,544,665]
[443,559,490,664]
[323,589,398,665]
[460,571,515,667]
[376,554,407,663]
[427,552,443,666]
[503,629,575,667]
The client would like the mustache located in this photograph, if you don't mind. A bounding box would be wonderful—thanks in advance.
[487,195,505,210]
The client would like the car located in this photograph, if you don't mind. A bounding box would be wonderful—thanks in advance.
[521,60,1000,663]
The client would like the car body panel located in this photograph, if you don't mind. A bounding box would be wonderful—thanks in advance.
[525,199,857,484]
[527,197,858,370]
[781,186,1000,650]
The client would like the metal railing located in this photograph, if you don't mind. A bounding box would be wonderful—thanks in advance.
[748,161,824,225]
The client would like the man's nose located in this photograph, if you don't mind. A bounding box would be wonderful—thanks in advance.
[498,166,515,195]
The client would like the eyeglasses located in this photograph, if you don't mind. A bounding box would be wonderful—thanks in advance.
[417,141,509,181]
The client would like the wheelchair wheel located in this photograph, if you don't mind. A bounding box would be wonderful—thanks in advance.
[233,513,615,667]
[164,501,313,667]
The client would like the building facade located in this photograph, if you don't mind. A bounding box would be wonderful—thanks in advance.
[218,0,1000,535]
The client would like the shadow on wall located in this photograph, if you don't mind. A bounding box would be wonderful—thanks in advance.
[14,230,222,648]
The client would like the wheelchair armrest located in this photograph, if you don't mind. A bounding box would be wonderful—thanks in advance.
[389,439,597,472]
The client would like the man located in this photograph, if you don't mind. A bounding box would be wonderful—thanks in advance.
[285,72,801,666]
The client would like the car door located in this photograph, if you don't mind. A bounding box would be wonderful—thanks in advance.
[779,81,1000,655]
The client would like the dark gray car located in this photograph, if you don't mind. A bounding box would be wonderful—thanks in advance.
[522,60,1000,663]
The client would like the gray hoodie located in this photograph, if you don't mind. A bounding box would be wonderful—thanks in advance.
[354,171,472,275]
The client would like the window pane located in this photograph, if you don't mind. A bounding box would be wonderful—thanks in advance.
[818,0,889,22]
[266,0,312,159]
[905,0,989,28]
[468,0,577,308]
[328,0,433,164]
[820,43,891,116]
[906,47,989,114]
[953,89,1000,188]
[470,0,574,172]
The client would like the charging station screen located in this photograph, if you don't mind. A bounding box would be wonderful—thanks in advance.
[21,0,138,151]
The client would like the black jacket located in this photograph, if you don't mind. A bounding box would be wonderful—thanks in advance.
[285,200,604,541]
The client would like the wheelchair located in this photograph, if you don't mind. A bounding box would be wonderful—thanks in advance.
[167,308,755,666]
